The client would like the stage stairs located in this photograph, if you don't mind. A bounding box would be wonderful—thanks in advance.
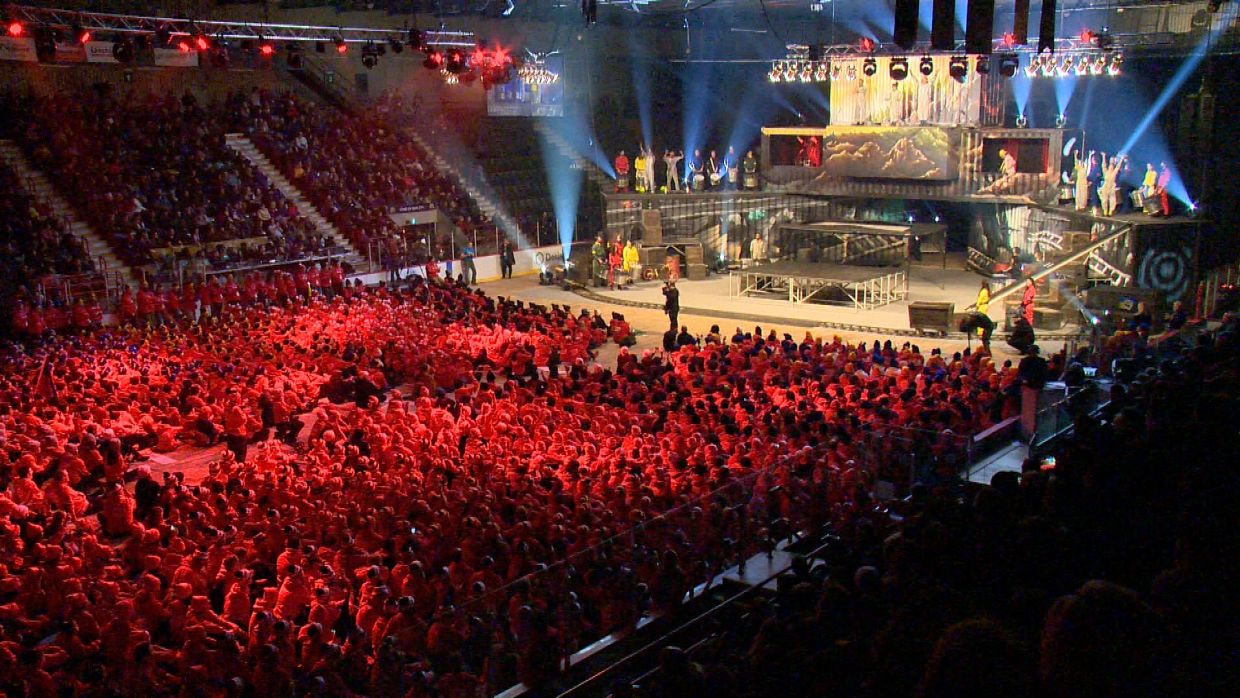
[985,224,1135,331]
[0,139,141,292]
[223,134,368,269]
[403,128,526,246]
[532,120,614,192]
[817,234,908,266]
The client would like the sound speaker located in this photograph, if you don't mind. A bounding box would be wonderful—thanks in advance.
[1013,0,1030,44]
[1038,0,1057,54]
[966,0,996,55]
[894,0,920,50]
[931,0,954,51]
[909,301,956,336]
[641,209,662,246]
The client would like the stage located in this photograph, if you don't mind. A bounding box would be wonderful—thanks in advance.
[580,256,1089,338]
[730,261,908,310]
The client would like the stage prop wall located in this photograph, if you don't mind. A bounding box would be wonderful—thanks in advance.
[827,55,1005,128]
[762,127,1063,203]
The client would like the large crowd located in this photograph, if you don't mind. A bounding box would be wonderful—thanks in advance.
[0,162,95,298]
[0,267,1039,695]
[4,90,340,274]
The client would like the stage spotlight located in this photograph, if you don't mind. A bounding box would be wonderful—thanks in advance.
[998,54,1019,77]
[423,49,443,70]
[975,55,990,75]
[830,62,842,80]
[1040,56,1056,77]
[949,55,968,80]
[890,57,909,81]
[1079,29,1095,44]
[768,62,782,82]
[389,36,403,54]
[1056,56,1073,77]
[1074,56,1089,75]
[863,57,877,77]
[1002,32,1017,47]
[1025,56,1040,77]
[112,36,135,63]
[859,36,875,52]
[34,27,56,62]
[376,43,386,57]
[919,55,934,76]
[259,41,275,58]
[408,29,424,51]
[6,20,23,38]
[194,32,210,52]
[814,62,828,82]
[334,35,347,54]
[72,24,91,45]
[361,42,378,69]
[800,61,814,82]
[1107,53,1123,76]
[1016,114,1028,128]
[846,64,857,81]
[155,26,170,46]
[1091,54,1106,75]
[286,42,303,68]
[1056,113,1067,127]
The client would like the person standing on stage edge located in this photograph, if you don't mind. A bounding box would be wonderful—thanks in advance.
[663,279,680,329]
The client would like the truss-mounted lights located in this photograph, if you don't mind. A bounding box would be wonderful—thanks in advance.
[890,56,908,81]
[863,57,877,77]
[919,55,933,76]
[949,55,968,80]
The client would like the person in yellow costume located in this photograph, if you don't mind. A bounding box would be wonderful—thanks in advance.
[634,150,648,193]
[975,280,990,337]
[622,239,640,285]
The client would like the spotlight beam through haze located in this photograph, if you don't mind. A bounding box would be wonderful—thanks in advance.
[537,113,587,259]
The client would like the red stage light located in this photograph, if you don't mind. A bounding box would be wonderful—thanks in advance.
[1002,32,1016,47]
[194,35,210,51]
[859,37,875,52]
[1079,29,1094,43]
[471,48,487,67]
[260,44,275,57]
[78,30,91,44]
[177,39,192,53]
[493,46,510,64]
[7,21,24,38]
[335,41,348,54]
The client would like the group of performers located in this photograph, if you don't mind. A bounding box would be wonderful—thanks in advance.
[590,234,641,290]
[1066,151,1174,217]
[614,145,760,193]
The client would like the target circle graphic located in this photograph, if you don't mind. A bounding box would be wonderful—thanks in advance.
[1137,246,1191,300]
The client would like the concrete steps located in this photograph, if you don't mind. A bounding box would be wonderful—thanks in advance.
[0,139,140,290]
[404,130,523,242]
[223,133,368,268]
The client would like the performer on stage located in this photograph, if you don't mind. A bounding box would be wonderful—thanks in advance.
[654,149,668,192]
[854,79,869,125]
[749,232,768,265]
[707,150,721,190]
[634,149,648,193]
[1072,150,1094,211]
[916,74,935,124]
[725,146,740,190]
[1098,153,1125,217]
[742,150,759,190]
[975,280,990,339]
[614,150,630,192]
[591,235,607,286]
[1020,277,1037,326]
[1156,162,1172,217]
[690,149,705,192]
[665,150,683,192]
[622,238,640,283]
[645,146,656,194]
[608,238,625,290]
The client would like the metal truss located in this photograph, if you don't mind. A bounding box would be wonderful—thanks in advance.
[2,4,477,47]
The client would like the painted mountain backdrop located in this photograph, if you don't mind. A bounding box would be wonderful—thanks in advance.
[817,127,959,180]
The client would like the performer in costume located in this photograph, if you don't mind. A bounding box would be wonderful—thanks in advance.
[644,146,656,194]
[654,149,668,192]
[690,149,705,192]
[614,151,630,192]
[916,74,934,124]
[1020,277,1037,326]
[608,238,624,290]
[726,146,739,190]
[854,79,869,124]
[666,150,683,192]
[622,239,640,283]
[591,235,607,286]
[975,280,991,338]
[999,148,1017,177]
[1098,153,1125,217]
[707,150,721,190]
[742,150,759,190]
[806,137,821,168]
[634,149,648,193]
[1156,162,1172,217]
[1072,150,1094,211]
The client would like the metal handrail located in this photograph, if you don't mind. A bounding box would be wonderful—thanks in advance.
[974,223,1134,310]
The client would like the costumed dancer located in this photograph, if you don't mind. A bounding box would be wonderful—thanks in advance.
[634,149,648,193]
[1098,153,1125,217]
[622,239,639,284]
[1020,277,1037,326]
[707,150,721,190]
[1139,163,1158,213]
[975,281,990,338]
[614,150,630,192]
[742,150,759,191]
[645,146,656,194]
[608,238,625,290]
[665,150,682,192]
[1073,150,1094,211]
[1156,162,1172,217]
[591,235,607,287]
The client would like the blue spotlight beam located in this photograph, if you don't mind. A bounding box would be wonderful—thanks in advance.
[1119,5,1237,159]
[536,115,586,259]
[630,48,654,151]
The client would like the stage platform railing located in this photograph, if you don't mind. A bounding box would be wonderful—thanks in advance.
[730,264,908,310]
[980,223,1135,309]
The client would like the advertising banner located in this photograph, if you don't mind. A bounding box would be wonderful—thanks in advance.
[153,47,199,68]
[0,36,38,63]
[84,41,118,63]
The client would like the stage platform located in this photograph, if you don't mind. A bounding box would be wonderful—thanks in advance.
[731,261,908,310]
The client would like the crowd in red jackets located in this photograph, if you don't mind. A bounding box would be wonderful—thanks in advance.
[0,275,1025,695]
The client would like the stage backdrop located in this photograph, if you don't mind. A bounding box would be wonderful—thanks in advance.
[828,55,1004,128]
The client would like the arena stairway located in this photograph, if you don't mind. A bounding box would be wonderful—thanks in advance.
[402,129,527,245]
[532,120,614,192]
[223,134,369,270]
[0,138,140,291]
